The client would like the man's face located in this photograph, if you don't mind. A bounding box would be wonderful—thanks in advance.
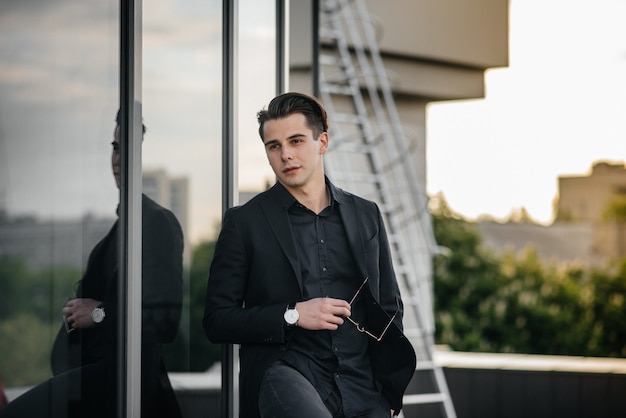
[111,126,121,189]
[262,112,328,192]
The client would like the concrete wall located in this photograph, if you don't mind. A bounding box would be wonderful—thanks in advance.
[290,0,509,101]
[440,367,626,418]
[364,0,509,69]
[171,352,626,418]
[593,222,626,259]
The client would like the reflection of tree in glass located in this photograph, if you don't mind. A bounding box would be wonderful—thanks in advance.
[0,257,80,386]
[163,240,221,372]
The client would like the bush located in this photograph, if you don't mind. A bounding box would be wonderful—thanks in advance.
[432,211,626,358]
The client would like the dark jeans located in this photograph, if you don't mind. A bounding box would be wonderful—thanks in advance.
[258,361,391,418]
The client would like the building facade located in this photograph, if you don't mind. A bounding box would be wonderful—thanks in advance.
[557,161,626,222]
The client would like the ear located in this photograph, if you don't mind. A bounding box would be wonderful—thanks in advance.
[319,132,329,155]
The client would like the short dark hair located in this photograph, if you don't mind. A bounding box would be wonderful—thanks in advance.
[257,92,329,141]
[115,109,147,135]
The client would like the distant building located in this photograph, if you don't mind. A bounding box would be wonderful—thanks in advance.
[480,161,626,264]
[142,169,189,234]
[476,221,602,265]
[556,161,626,260]
[143,169,191,264]
[556,161,626,222]
[0,215,115,270]
[0,169,191,272]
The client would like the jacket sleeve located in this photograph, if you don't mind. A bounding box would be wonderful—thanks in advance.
[202,207,291,345]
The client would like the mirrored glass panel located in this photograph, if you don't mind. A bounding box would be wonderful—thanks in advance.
[1,0,280,416]
[142,0,223,416]
[0,0,120,416]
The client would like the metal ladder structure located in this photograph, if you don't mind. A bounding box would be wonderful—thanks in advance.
[317,1,456,417]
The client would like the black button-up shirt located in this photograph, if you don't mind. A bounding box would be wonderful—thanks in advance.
[277,181,381,417]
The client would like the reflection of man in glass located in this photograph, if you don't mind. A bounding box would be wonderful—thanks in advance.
[0,112,184,418]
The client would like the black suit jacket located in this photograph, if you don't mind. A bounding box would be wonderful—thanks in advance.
[50,194,184,418]
[203,181,416,417]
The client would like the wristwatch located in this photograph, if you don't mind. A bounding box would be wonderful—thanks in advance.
[91,305,106,324]
[283,302,299,327]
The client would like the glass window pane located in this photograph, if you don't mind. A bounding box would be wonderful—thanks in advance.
[0,0,120,415]
[142,0,223,416]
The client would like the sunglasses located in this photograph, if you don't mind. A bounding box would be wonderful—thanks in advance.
[345,277,399,342]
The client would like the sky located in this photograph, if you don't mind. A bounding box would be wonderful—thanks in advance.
[426,0,626,224]
[2,0,626,245]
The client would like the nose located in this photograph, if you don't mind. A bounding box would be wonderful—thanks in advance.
[281,147,292,161]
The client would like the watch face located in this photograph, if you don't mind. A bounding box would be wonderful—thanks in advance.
[92,307,105,323]
[284,309,299,325]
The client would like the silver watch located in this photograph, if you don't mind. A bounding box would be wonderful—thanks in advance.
[283,302,299,327]
[91,306,106,324]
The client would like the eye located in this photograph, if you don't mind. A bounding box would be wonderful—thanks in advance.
[111,141,120,152]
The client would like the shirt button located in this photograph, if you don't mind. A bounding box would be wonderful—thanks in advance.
[322,267,327,272]
[333,346,338,352]
[320,239,325,244]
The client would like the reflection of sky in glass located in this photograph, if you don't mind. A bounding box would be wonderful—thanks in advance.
[1,0,277,243]
[0,0,119,220]
[236,0,277,192]
[143,0,223,243]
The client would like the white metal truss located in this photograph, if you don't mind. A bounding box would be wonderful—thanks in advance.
[317,0,456,416]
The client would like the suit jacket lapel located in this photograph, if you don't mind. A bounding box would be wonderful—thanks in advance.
[333,185,368,281]
[258,185,303,291]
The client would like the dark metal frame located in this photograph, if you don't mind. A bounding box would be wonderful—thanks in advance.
[221,0,239,417]
[119,0,143,416]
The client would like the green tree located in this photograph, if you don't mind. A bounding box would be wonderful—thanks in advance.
[431,203,626,358]
[431,209,505,351]
[0,257,79,386]
[162,240,222,372]
[0,314,55,386]
[477,249,593,355]
[601,194,626,222]
[0,256,23,318]
[188,240,221,371]
[587,259,626,356]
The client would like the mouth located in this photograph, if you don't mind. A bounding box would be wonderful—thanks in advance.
[282,166,299,174]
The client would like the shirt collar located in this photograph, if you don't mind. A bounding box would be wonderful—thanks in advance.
[274,176,340,210]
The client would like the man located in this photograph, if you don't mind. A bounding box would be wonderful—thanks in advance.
[203,92,416,418]
[0,113,184,418]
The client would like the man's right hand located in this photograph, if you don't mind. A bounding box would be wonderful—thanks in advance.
[62,298,102,329]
